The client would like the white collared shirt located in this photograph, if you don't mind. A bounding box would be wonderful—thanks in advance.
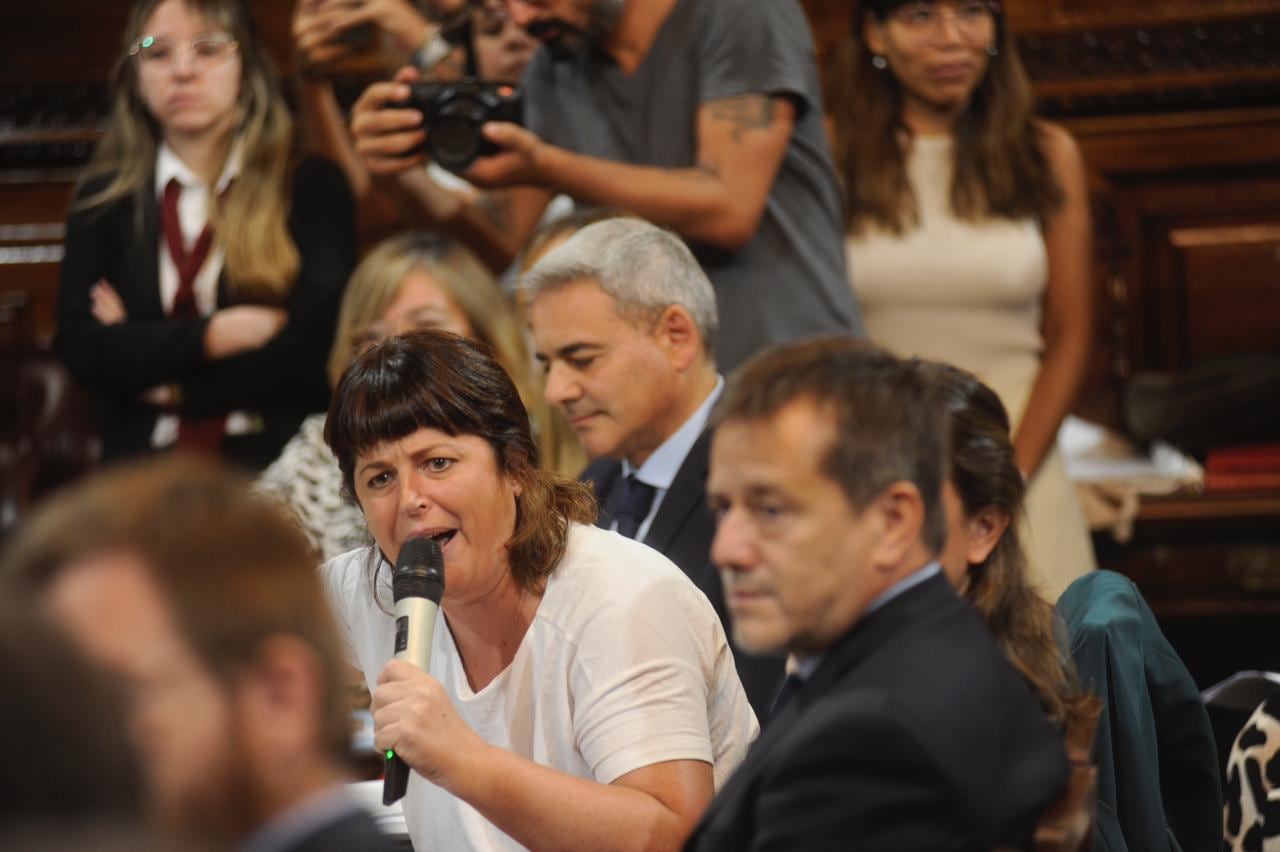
[151,141,250,448]
[153,141,240,316]
[618,376,724,542]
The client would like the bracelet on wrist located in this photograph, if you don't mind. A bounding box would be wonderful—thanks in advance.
[412,32,454,74]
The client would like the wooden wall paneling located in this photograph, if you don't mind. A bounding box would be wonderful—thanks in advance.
[1005,0,1280,35]
[0,3,298,86]
[799,0,854,72]
[1066,109,1280,176]
[0,179,76,348]
[1074,175,1134,429]
[1134,176,1280,371]
[1175,223,1280,362]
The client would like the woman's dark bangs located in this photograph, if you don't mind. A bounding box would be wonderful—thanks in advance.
[331,359,481,464]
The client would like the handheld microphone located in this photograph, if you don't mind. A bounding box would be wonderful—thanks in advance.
[383,537,446,806]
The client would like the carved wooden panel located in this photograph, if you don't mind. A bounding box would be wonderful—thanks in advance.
[1006,0,1280,34]
[1021,14,1280,116]
[0,5,294,84]
[1174,223,1280,363]
[0,180,74,348]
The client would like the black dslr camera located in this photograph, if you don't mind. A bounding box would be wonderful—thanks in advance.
[391,79,523,172]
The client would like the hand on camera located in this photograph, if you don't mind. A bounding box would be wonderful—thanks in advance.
[372,659,485,790]
[352,66,429,179]
[462,122,546,189]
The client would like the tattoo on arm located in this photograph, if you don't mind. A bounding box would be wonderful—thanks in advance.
[706,95,778,143]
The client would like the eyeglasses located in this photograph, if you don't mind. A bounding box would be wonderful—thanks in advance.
[888,1,1000,39]
[474,2,513,36]
[129,32,239,73]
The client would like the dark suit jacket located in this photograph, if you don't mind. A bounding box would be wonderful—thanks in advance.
[55,158,356,471]
[583,429,785,717]
[270,803,399,852]
[685,572,1070,852]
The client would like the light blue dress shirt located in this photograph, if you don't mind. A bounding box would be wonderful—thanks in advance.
[614,376,725,542]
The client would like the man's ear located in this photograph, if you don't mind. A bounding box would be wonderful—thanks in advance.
[966,505,1010,566]
[654,305,703,371]
[236,635,325,759]
[869,481,926,571]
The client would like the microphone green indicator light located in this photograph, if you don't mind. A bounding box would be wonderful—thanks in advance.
[386,749,395,760]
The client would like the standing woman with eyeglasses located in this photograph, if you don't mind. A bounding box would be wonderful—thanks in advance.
[832,0,1096,600]
[56,0,356,470]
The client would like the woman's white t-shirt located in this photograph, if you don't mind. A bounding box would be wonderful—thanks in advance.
[321,522,758,851]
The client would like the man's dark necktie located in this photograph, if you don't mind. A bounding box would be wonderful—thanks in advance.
[769,672,806,720]
[613,474,656,540]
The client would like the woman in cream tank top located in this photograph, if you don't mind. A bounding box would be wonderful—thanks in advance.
[830,0,1096,599]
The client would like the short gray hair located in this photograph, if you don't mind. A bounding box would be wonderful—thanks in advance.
[520,218,719,357]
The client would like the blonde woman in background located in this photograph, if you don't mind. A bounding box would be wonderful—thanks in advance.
[257,232,583,560]
[57,0,356,470]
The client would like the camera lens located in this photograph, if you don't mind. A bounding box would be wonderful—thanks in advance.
[427,99,487,171]
[428,116,481,171]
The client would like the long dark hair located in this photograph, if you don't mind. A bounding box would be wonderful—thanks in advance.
[830,0,1063,234]
[325,331,596,594]
[921,360,1096,733]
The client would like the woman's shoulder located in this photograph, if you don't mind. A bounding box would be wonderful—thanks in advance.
[320,545,382,600]
[546,524,711,619]
[1035,120,1083,169]
[559,524,687,583]
[65,170,141,228]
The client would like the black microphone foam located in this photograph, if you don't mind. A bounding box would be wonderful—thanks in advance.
[392,537,445,603]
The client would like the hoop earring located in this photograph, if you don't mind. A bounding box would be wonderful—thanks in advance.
[871,55,888,70]
[987,44,999,57]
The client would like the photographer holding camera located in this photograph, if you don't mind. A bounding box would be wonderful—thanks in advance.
[350,0,864,370]
[294,0,546,238]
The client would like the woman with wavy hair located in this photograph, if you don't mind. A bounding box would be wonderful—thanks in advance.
[921,359,1097,740]
[321,330,756,851]
[832,0,1095,599]
[57,0,355,470]
[258,232,586,560]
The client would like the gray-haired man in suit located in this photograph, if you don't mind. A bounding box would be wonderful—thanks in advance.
[524,216,783,716]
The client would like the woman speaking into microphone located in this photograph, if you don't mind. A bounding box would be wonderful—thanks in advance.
[321,330,756,852]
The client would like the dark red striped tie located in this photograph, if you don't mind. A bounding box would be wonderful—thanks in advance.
[161,178,224,454]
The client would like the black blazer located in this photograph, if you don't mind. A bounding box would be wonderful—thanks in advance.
[273,804,399,852]
[55,157,356,471]
[583,429,785,717]
[685,572,1070,852]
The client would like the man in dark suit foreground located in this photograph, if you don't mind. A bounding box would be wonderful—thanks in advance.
[687,338,1069,851]
[525,216,782,715]
[1,457,394,852]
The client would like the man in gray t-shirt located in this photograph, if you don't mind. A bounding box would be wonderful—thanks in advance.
[351,0,863,369]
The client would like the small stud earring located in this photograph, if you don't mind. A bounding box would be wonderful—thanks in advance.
[987,44,999,57]
[871,55,888,69]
